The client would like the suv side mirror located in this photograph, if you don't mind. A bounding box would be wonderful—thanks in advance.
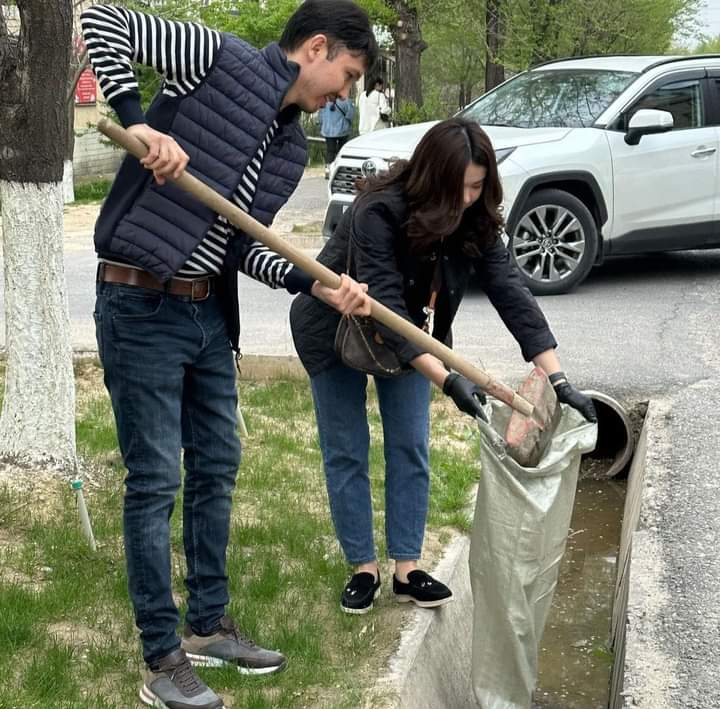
[624,109,674,145]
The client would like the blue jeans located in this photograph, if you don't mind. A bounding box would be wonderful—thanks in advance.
[94,282,241,664]
[310,362,431,564]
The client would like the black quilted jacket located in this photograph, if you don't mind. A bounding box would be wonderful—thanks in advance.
[290,185,557,377]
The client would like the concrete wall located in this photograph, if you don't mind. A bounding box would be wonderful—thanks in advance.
[609,400,681,708]
[609,402,654,708]
[72,129,123,181]
[73,98,120,180]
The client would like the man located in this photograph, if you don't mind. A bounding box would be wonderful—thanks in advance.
[80,3,377,707]
[318,96,355,178]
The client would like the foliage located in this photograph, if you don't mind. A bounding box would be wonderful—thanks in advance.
[410,0,702,120]
[72,178,112,204]
[198,0,299,49]
[394,99,438,125]
[692,33,720,53]
[418,0,486,114]
[119,0,396,109]
[110,0,704,126]
[499,0,701,69]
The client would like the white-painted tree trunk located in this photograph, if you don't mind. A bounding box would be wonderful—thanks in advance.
[62,159,75,204]
[0,179,76,467]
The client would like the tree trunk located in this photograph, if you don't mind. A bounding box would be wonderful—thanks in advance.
[0,182,76,464]
[485,0,505,91]
[0,0,76,468]
[387,1,427,108]
[64,94,76,204]
[530,0,562,65]
[459,83,467,110]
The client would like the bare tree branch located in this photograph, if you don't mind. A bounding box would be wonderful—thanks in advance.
[66,48,88,104]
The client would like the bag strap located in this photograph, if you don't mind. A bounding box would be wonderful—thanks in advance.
[346,208,443,334]
[346,226,354,274]
[422,244,444,333]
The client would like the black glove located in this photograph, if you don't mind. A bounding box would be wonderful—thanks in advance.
[549,371,597,422]
[443,373,487,420]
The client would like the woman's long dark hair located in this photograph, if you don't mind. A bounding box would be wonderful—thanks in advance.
[365,77,383,96]
[356,118,504,254]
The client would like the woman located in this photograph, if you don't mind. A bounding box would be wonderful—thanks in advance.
[290,118,596,614]
[358,77,391,134]
[318,97,355,179]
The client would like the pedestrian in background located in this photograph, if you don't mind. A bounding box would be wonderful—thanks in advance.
[358,77,391,134]
[318,97,355,179]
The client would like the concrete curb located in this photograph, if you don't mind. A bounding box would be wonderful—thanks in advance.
[369,534,476,708]
[69,350,309,381]
[610,400,678,708]
[237,354,307,380]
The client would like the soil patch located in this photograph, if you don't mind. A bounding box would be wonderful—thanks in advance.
[74,358,107,418]
[0,464,73,518]
[63,203,101,234]
[47,621,106,648]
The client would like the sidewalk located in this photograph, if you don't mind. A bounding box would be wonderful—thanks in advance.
[62,167,328,249]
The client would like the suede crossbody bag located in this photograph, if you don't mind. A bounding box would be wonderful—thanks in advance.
[334,235,442,378]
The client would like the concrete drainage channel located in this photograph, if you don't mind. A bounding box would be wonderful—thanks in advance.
[370,393,659,709]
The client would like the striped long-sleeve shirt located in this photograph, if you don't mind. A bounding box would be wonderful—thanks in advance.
[81,4,305,288]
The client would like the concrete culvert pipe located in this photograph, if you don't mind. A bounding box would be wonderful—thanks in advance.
[580,390,634,478]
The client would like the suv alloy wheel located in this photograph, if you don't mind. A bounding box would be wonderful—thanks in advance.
[509,188,598,295]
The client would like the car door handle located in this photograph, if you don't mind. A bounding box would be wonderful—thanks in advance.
[691,146,717,158]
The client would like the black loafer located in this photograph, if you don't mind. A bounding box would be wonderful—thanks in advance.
[393,570,453,608]
[341,571,381,614]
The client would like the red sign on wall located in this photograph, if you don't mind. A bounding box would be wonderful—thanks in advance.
[75,68,97,105]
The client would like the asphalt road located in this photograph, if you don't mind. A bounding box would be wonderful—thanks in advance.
[2,172,720,702]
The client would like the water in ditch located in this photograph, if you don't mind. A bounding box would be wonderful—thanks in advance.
[532,475,627,708]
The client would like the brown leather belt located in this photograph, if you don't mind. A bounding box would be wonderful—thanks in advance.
[97,262,214,301]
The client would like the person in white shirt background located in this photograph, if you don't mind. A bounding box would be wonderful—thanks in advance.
[358,77,391,134]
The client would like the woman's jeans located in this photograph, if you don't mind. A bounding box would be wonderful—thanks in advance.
[325,135,349,165]
[310,362,431,564]
[95,282,241,664]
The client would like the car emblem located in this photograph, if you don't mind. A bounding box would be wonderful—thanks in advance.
[361,159,378,178]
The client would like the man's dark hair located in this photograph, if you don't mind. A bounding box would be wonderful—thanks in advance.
[279,0,378,69]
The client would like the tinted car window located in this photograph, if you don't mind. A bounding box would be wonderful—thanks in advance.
[629,78,705,129]
[461,69,637,128]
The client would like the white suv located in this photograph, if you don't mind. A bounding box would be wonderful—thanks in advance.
[324,55,720,295]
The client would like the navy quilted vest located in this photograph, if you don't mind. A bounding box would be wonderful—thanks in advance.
[94,37,307,281]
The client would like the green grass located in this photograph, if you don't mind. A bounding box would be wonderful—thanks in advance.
[0,363,480,708]
[72,179,113,204]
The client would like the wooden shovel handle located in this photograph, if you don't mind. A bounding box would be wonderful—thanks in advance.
[97,119,534,417]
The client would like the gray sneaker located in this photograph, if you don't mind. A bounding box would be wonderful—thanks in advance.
[139,648,223,709]
[181,615,287,675]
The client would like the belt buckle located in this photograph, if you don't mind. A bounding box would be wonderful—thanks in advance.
[191,278,210,301]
